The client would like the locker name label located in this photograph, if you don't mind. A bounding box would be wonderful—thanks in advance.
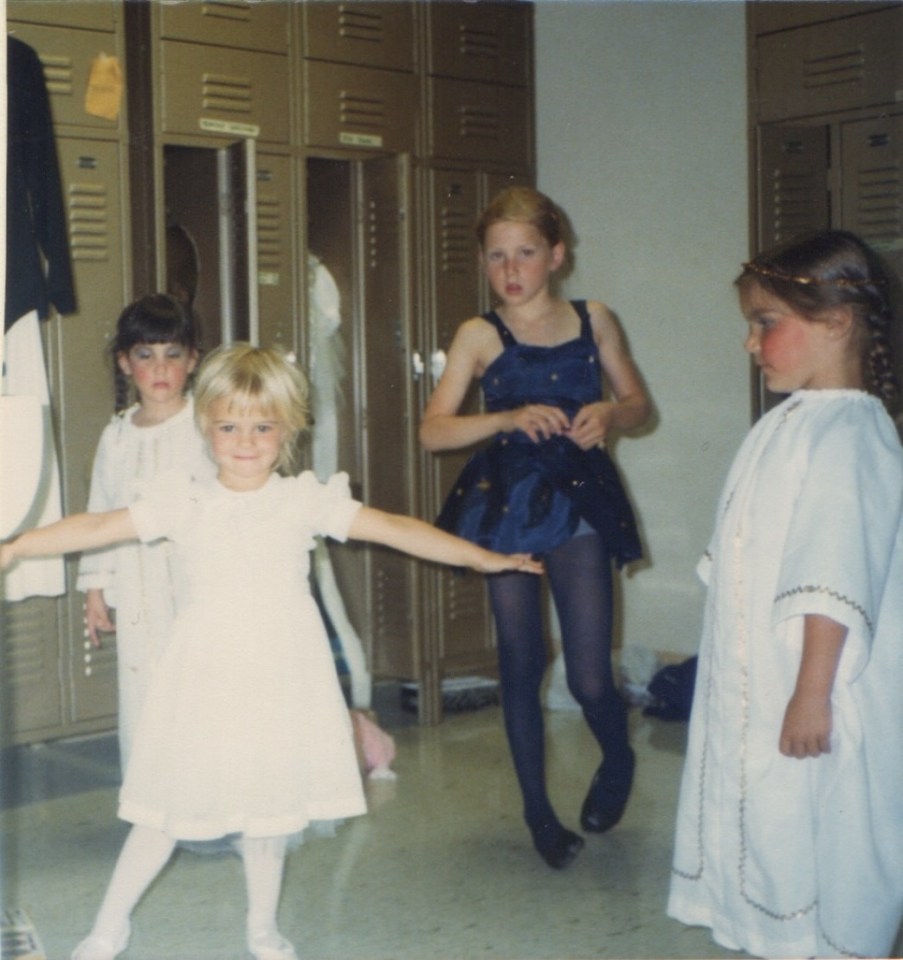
[199,118,261,138]
[339,132,384,148]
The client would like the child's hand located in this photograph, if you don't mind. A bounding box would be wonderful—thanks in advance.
[779,691,833,758]
[508,404,570,443]
[474,551,543,575]
[567,401,617,450]
[84,589,116,647]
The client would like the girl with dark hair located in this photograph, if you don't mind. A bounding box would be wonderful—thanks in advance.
[668,231,903,957]
[77,294,216,772]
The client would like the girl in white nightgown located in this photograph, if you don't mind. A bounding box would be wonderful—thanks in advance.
[1,343,542,960]
[667,231,903,958]
[77,294,215,772]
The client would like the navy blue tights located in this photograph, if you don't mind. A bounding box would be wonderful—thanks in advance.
[488,532,630,833]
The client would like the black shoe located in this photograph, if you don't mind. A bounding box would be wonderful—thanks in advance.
[529,820,585,869]
[580,747,636,833]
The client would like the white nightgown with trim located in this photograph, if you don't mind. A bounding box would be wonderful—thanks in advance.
[119,470,368,841]
[76,398,215,770]
[668,390,903,958]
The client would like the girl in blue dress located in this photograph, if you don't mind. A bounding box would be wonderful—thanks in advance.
[420,187,651,868]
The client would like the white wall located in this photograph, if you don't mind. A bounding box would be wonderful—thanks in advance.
[535,1,750,657]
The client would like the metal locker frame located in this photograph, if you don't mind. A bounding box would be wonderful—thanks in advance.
[300,2,415,72]
[158,40,291,145]
[755,6,903,124]
[157,0,290,54]
[424,0,533,87]
[427,77,531,166]
[303,60,418,154]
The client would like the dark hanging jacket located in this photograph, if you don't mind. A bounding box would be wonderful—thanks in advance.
[6,35,76,330]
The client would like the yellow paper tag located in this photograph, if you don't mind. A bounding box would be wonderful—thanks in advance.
[84,53,122,121]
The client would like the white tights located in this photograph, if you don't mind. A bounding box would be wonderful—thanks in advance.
[78,826,289,956]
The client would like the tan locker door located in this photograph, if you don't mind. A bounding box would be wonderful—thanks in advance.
[8,21,125,134]
[756,7,903,123]
[7,1,116,31]
[157,0,289,53]
[301,2,414,72]
[427,77,531,166]
[425,168,495,678]
[1,598,65,742]
[255,153,297,354]
[756,124,830,250]
[426,1,532,86]
[840,112,903,386]
[54,136,126,729]
[159,41,290,144]
[303,61,417,154]
[356,155,420,683]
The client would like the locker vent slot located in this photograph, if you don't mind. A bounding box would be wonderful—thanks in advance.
[337,8,385,44]
[39,54,75,97]
[202,74,253,115]
[256,195,283,270]
[457,26,502,63]
[201,0,251,23]
[766,171,824,242]
[338,92,386,131]
[456,105,503,143]
[853,165,902,245]
[67,181,111,262]
[439,206,472,275]
[802,49,865,91]
[3,602,53,688]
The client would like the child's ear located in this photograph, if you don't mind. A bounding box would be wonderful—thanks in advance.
[550,242,566,272]
[116,351,132,377]
[824,305,856,339]
[187,349,199,375]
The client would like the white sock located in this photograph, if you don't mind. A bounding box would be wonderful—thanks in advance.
[241,835,288,944]
[90,824,176,939]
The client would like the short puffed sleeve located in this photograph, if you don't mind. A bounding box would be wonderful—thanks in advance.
[294,470,362,542]
[128,470,196,545]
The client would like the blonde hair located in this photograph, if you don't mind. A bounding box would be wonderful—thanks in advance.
[475,186,566,249]
[194,343,309,474]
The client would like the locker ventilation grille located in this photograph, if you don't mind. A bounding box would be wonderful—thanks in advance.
[337,9,385,44]
[802,49,865,91]
[338,92,386,131]
[439,208,472,275]
[766,172,824,243]
[256,196,283,270]
[67,182,111,262]
[456,106,503,142]
[38,54,74,96]
[202,74,253,115]
[458,26,502,63]
[853,164,902,246]
[201,0,252,23]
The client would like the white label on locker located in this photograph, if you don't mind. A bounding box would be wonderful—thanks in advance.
[199,118,261,138]
[339,132,383,148]
[258,272,280,286]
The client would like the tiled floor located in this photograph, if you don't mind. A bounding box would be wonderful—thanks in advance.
[1,699,896,960]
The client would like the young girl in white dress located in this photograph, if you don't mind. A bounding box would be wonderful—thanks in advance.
[77,294,216,772]
[1,343,542,960]
[667,231,903,957]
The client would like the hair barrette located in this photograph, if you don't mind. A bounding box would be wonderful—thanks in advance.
[741,262,885,288]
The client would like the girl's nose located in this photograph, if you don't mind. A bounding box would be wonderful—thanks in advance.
[744,326,759,354]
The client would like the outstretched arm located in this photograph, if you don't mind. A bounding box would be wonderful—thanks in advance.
[779,613,847,759]
[1,509,137,571]
[347,506,542,575]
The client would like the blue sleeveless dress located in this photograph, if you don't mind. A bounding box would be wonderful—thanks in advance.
[436,301,642,567]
